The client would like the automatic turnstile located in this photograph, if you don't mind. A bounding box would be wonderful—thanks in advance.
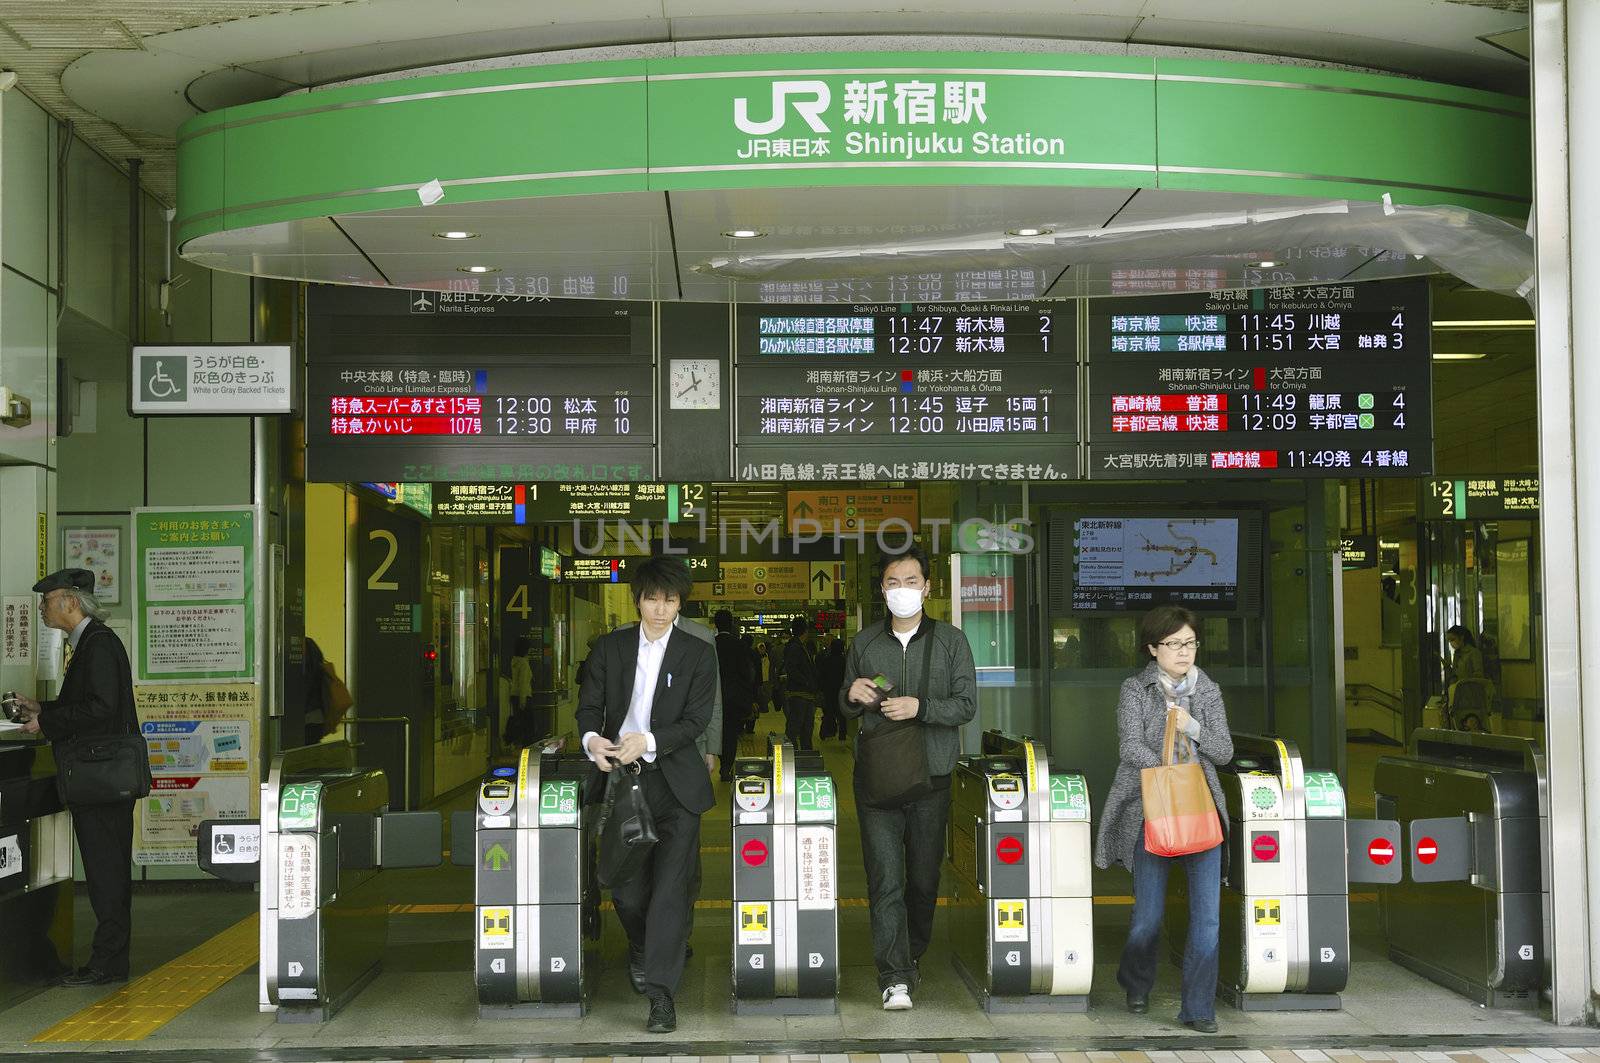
[196,741,442,1022]
[948,731,1094,1012]
[730,737,839,1014]
[0,739,73,1010]
[1373,728,1547,1008]
[1174,733,1399,1011]
[458,748,597,1017]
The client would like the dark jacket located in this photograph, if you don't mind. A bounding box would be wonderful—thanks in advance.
[39,620,136,747]
[782,636,820,701]
[838,616,977,776]
[817,645,847,711]
[575,623,717,816]
[1093,661,1234,871]
[715,631,756,707]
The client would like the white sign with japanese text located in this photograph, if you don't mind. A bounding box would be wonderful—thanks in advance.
[132,344,293,415]
[1,596,32,667]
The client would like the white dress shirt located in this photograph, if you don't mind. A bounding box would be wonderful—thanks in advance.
[583,623,669,765]
[68,616,92,650]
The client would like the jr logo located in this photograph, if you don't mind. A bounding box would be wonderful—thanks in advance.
[734,80,832,135]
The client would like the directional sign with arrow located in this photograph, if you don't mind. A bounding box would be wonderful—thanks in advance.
[809,562,845,601]
[786,490,918,533]
[483,841,511,872]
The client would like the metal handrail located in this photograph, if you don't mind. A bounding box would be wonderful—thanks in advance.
[344,716,412,810]
[1347,682,1404,719]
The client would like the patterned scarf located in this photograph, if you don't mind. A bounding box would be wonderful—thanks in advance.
[1157,667,1199,762]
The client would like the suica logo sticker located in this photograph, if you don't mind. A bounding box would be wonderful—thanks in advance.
[734,81,832,135]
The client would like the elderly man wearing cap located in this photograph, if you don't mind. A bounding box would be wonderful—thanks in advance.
[9,567,138,987]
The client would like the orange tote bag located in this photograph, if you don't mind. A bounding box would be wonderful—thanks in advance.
[1140,710,1223,857]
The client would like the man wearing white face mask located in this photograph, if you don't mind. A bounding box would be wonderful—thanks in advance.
[840,543,977,1011]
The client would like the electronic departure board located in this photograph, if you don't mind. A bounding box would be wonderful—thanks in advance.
[306,288,654,483]
[1068,513,1263,615]
[431,482,705,524]
[1085,280,1432,479]
[734,302,1077,482]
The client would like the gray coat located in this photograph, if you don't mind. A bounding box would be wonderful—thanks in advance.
[838,616,977,776]
[1093,661,1234,871]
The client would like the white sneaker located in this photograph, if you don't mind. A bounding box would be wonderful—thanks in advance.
[882,983,913,1010]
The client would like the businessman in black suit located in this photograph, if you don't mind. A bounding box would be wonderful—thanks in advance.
[576,555,715,1034]
[11,568,138,987]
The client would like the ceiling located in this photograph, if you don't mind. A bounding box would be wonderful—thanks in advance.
[0,1,1530,206]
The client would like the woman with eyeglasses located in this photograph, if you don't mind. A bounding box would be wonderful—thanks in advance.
[1093,604,1234,1033]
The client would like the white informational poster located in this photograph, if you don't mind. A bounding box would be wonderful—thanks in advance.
[133,683,260,865]
[134,508,256,683]
[35,627,63,682]
[1,596,32,667]
[64,528,122,604]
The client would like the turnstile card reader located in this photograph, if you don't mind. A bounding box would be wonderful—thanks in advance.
[730,738,839,1015]
[949,731,1093,1013]
[466,748,597,1018]
[196,742,442,1023]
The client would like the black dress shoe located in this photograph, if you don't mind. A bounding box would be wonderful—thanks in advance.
[1125,991,1149,1013]
[627,949,646,995]
[60,967,124,988]
[1184,1017,1219,1033]
[646,994,677,1033]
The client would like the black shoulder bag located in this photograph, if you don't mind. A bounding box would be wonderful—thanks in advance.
[595,762,658,889]
[856,624,939,809]
[55,629,153,807]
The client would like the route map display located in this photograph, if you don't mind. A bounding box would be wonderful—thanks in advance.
[1071,516,1253,612]
[307,288,654,483]
[1086,280,1431,479]
[734,302,1078,481]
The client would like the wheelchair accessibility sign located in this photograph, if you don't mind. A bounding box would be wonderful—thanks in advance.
[132,345,293,415]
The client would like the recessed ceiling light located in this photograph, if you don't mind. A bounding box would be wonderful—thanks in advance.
[1007,227,1052,237]
[1432,352,1490,361]
[434,230,478,240]
[458,265,500,274]
[722,229,765,239]
[1255,260,1278,268]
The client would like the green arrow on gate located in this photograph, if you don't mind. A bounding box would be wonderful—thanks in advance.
[484,843,510,872]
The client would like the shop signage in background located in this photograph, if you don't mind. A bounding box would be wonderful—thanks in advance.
[131,344,293,415]
[1420,477,1540,521]
[133,684,260,866]
[786,490,918,533]
[133,506,258,683]
[1338,535,1379,570]
[960,575,1015,612]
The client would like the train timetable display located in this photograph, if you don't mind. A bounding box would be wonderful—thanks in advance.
[734,302,1078,482]
[1085,279,1432,479]
[306,289,654,483]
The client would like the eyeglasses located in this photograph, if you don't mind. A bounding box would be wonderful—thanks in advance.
[1157,638,1201,652]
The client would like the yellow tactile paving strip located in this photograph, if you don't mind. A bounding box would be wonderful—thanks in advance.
[32,912,261,1043]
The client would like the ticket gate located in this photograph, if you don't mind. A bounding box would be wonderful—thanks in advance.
[1373,728,1547,1008]
[729,737,839,1014]
[195,742,442,1022]
[0,740,73,1010]
[454,748,597,1017]
[947,731,1094,1012]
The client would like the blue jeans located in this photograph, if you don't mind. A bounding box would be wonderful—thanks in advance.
[1118,838,1222,1022]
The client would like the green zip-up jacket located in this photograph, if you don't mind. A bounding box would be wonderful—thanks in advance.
[838,615,978,777]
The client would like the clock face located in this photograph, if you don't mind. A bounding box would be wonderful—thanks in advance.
[669,358,721,410]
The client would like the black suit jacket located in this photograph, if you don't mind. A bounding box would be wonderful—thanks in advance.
[38,620,137,745]
[575,623,717,816]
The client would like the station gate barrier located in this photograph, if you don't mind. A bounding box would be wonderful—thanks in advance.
[197,742,441,1021]
[947,730,1094,1012]
[730,737,839,1014]
[453,748,597,1017]
[0,741,73,1011]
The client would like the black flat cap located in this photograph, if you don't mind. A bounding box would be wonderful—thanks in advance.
[32,568,95,595]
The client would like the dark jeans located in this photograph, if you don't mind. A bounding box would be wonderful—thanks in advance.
[610,769,699,999]
[74,799,135,977]
[856,780,950,991]
[784,695,815,751]
[1118,838,1222,1022]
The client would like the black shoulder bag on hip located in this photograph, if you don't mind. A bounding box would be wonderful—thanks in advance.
[55,630,153,807]
[856,624,939,809]
[595,761,658,889]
